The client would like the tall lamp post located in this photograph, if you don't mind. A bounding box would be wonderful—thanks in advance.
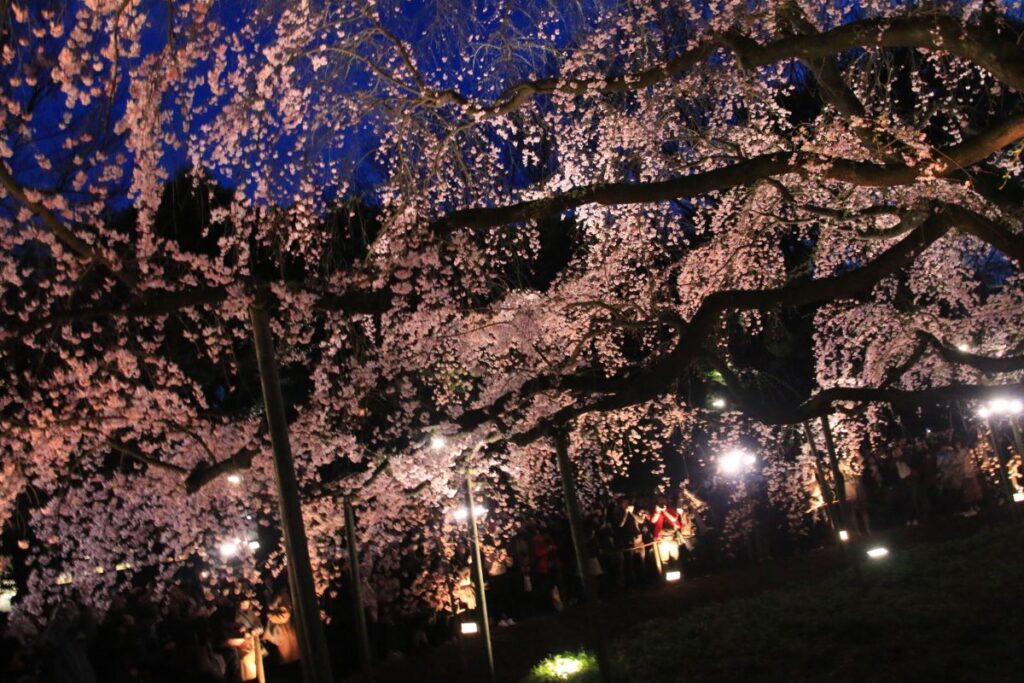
[430,434,495,683]
[716,448,765,563]
[977,398,1024,516]
[462,471,495,683]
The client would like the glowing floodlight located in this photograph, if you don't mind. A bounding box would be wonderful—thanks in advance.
[718,449,755,475]
[838,530,850,542]
[453,505,487,521]
[460,621,479,635]
[979,398,1023,418]
[0,581,16,614]
[866,546,889,559]
[218,539,241,559]
[429,434,447,450]
[665,570,682,582]
[226,474,242,485]
[711,397,727,409]
[247,540,260,551]
[1014,491,1024,503]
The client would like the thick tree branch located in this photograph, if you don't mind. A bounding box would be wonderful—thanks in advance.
[0,163,139,289]
[433,115,1024,236]
[439,15,1024,120]
[463,201,1023,441]
[919,330,1024,374]
[797,382,1024,421]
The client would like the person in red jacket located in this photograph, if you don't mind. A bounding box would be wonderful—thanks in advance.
[651,497,690,566]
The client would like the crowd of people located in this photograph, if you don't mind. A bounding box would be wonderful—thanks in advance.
[2,428,1020,682]
[0,584,308,683]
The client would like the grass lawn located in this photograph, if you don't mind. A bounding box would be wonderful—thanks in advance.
[527,524,1024,682]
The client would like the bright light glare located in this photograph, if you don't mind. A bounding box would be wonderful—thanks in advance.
[247,540,260,551]
[838,530,850,542]
[956,343,971,352]
[1014,491,1024,503]
[429,434,447,450]
[453,505,487,521]
[718,449,755,475]
[460,621,478,635]
[711,397,727,409]
[979,398,1023,418]
[0,585,16,614]
[665,570,682,582]
[218,539,241,559]
[532,652,595,681]
[551,656,583,678]
[227,474,242,485]
[866,546,889,559]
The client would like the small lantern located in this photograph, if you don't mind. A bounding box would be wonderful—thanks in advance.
[665,570,682,582]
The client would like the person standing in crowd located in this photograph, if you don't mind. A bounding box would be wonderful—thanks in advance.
[651,496,686,569]
[614,496,643,589]
[893,444,918,525]
[483,539,516,627]
[264,593,300,682]
[956,439,984,513]
[841,457,871,535]
[530,524,559,611]
[225,601,262,683]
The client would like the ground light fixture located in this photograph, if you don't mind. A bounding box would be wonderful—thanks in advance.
[665,570,682,582]
[531,652,596,681]
[550,656,583,678]
[429,434,447,450]
[1014,491,1024,503]
[460,621,479,635]
[226,474,242,485]
[711,397,727,409]
[838,530,850,542]
[866,546,889,559]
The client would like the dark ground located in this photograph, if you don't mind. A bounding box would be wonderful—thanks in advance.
[365,514,999,683]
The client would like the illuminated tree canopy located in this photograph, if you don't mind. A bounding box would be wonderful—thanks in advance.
[1,0,1023,630]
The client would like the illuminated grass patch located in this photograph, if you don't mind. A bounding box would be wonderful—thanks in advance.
[527,650,598,681]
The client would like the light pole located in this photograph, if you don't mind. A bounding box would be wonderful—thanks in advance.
[459,469,495,683]
[343,497,374,682]
[977,398,1024,517]
[716,448,765,563]
[429,433,496,682]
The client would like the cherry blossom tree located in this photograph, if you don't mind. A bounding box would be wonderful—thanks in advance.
[2,0,1024,644]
